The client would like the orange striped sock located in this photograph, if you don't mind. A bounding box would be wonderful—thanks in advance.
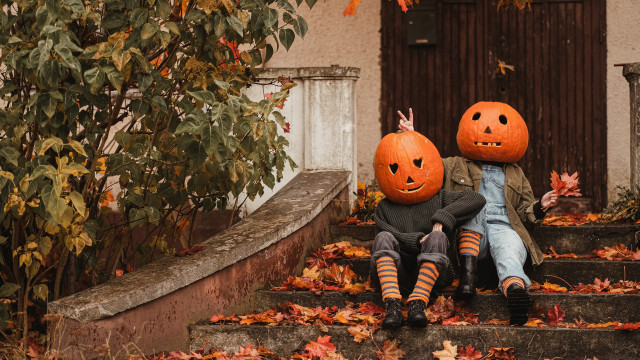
[458,230,481,257]
[408,262,439,305]
[502,276,526,297]
[376,256,402,300]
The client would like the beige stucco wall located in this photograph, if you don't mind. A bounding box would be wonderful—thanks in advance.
[264,1,381,183]
[607,1,640,203]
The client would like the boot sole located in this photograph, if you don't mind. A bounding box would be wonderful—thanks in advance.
[507,287,531,326]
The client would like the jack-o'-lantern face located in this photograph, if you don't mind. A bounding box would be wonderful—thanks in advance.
[374,131,444,205]
[457,101,529,163]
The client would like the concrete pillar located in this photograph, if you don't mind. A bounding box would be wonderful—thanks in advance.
[623,63,640,190]
[244,66,360,212]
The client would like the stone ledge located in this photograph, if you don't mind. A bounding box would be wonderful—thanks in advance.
[48,170,350,322]
[254,66,360,80]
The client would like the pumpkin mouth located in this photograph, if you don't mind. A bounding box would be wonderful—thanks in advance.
[397,183,424,194]
[473,141,502,147]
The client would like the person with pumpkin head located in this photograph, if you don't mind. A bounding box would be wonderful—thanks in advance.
[371,130,486,328]
[398,103,558,326]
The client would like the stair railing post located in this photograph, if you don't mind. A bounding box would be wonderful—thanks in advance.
[623,63,640,191]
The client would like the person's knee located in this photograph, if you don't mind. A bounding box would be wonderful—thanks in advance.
[420,231,449,253]
[372,232,399,252]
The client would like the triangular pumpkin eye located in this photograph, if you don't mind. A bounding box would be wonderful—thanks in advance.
[389,163,399,174]
[413,158,422,168]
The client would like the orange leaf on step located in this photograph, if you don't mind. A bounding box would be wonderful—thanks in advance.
[547,304,566,325]
[347,324,371,343]
[377,339,406,360]
[456,345,483,360]
[614,321,640,331]
[305,336,336,358]
[486,347,516,360]
[432,340,457,360]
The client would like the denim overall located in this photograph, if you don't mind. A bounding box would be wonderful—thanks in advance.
[462,164,530,291]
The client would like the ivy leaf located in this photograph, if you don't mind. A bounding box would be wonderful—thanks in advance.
[141,22,159,40]
[226,15,244,36]
[278,28,295,51]
[32,284,48,302]
[68,191,85,214]
[0,283,20,298]
[293,16,308,38]
[187,90,216,105]
[67,140,88,157]
[0,147,19,167]
[41,185,67,226]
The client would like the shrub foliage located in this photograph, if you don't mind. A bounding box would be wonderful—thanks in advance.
[0,0,311,341]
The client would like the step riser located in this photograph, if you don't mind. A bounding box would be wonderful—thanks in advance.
[190,324,640,360]
[331,224,640,255]
[335,259,640,286]
[254,291,640,323]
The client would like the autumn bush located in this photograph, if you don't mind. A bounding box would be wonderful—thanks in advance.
[0,0,313,349]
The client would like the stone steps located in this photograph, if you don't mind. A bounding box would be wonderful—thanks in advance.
[332,257,640,285]
[190,324,640,360]
[253,290,640,323]
[330,224,640,255]
[190,223,640,358]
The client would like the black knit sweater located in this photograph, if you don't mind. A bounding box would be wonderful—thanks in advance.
[374,190,486,258]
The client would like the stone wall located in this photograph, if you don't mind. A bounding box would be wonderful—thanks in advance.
[48,171,351,358]
[607,1,640,201]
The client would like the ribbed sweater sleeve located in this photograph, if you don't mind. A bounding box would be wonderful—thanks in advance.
[433,190,486,232]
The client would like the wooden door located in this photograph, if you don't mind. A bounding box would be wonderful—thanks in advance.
[380,0,607,208]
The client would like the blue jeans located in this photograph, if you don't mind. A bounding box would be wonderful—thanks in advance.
[460,164,530,291]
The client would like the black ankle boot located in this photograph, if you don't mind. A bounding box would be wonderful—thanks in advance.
[382,298,404,329]
[506,284,531,326]
[454,255,478,301]
[406,299,428,327]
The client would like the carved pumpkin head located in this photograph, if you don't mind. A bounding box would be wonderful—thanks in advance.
[374,131,444,205]
[457,101,529,163]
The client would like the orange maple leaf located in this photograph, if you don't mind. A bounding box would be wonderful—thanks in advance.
[347,324,371,343]
[305,336,336,358]
[547,304,565,325]
[343,0,360,16]
[550,170,581,197]
[614,321,640,331]
[486,347,516,360]
[457,345,483,360]
[432,340,457,359]
[377,339,406,360]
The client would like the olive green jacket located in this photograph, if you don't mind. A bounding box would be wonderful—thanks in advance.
[442,156,545,266]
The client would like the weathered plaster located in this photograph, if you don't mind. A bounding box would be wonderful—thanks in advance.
[264,1,381,184]
[607,1,640,202]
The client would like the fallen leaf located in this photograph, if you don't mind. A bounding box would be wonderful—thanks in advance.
[305,336,336,358]
[547,304,565,325]
[614,322,640,331]
[432,340,458,360]
[377,339,406,360]
[347,324,371,343]
[486,347,516,360]
[456,344,483,360]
